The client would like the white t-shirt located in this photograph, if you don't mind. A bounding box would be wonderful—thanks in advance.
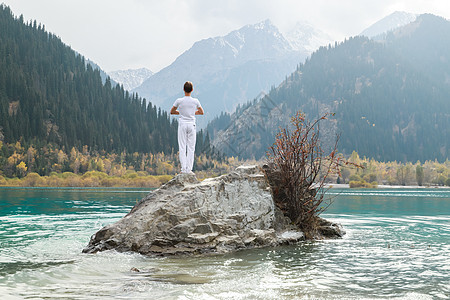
[173,96,202,124]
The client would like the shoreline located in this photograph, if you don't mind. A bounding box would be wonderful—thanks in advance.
[0,182,448,189]
[326,183,450,189]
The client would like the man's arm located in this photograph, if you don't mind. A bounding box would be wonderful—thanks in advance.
[195,106,204,115]
[170,106,179,115]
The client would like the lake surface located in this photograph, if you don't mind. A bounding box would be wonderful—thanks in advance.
[0,187,449,299]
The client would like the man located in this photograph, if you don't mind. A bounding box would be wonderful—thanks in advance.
[170,81,204,174]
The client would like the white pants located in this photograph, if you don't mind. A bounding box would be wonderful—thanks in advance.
[178,122,196,173]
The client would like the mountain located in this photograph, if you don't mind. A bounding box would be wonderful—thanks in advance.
[133,20,330,127]
[109,68,153,91]
[360,11,417,38]
[210,14,450,163]
[285,21,334,53]
[0,5,178,156]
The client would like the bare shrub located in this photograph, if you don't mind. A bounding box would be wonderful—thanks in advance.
[266,111,354,238]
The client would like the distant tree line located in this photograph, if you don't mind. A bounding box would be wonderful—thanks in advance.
[0,140,232,182]
[338,151,450,187]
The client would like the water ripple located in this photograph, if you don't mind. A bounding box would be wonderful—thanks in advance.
[0,188,449,299]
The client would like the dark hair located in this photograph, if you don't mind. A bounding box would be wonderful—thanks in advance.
[184,81,193,93]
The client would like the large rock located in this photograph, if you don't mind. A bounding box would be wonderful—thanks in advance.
[83,165,304,255]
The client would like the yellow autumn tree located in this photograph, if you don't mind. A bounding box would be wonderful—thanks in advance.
[16,161,27,178]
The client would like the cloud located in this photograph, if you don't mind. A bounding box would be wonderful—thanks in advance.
[3,0,450,72]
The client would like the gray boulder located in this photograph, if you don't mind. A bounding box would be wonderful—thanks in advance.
[83,165,342,256]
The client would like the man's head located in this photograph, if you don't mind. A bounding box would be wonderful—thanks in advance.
[184,81,193,94]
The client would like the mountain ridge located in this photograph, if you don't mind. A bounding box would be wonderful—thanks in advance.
[210,14,449,162]
[133,19,331,127]
[285,21,334,52]
[360,11,417,38]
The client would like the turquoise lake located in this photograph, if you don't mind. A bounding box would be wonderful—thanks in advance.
[0,187,449,299]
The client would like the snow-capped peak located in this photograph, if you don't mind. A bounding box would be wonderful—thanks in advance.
[252,19,275,30]
[181,19,294,70]
[109,68,153,91]
[284,21,334,52]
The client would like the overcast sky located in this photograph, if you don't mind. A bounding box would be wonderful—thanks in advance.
[3,0,450,72]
